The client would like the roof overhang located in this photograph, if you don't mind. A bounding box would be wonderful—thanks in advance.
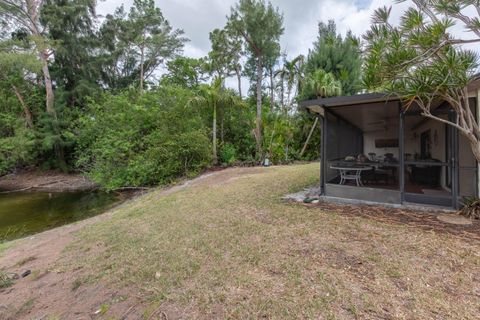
[300,75,480,115]
[299,93,400,115]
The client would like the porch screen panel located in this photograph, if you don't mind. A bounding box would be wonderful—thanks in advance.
[325,112,363,183]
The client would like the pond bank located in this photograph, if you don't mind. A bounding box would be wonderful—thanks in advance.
[0,170,97,193]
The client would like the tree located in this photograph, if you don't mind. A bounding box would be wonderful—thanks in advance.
[97,0,186,92]
[265,54,278,111]
[0,0,72,168]
[299,69,342,156]
[304,20,361,96]
[188,77,243,164]
[227,0,284,160]
[275,55,304,112]
[0,0,56,117]
[208,27,244,96]
[128,0,186,92]
[302,69,342,100]
[0,39,41,128]
[363,0,480,161]
[161,56,208,89]
[40,0,98,108]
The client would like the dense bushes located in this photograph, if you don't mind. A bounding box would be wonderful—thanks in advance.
[0,122,36,176]
[0,80,320,189]
[75,87,212,190]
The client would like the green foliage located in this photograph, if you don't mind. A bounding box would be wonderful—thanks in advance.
[300,69,342,100]
[460,196,480,219]
[363,1,480,161]
[227,0,284,158]
[161,57,209,89]
[41,0,99,107]
[35,108,76,170]
[0,121,36,175]
[0,0,350,187]
[228,0,284,63]
[75,87,212,190]
[262,111,320,163]
[304,20,361,96]
[97,0,187,91]
[208,27,243,81]
[219,143,237,165]
[275,55,304,111]
[0,270,13,289]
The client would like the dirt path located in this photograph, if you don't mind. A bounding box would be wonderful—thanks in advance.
[0,167,256,319]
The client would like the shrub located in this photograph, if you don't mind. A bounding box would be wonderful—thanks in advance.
[75,87,212,190]
[0,118,36,175]
[460,196,480,220]
[219,143,237,165]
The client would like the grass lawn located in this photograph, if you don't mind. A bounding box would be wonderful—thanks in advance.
[2,163,480,319]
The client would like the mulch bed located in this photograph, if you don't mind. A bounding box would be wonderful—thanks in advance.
[308,201,480,241]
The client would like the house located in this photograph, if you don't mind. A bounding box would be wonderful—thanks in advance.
[300,82,480,209]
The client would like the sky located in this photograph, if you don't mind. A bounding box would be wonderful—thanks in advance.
[96,0,411,59]
[95,0,478,88]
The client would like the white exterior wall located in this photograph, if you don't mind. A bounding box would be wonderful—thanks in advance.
[404,118,446,162]
[363,126,399,159]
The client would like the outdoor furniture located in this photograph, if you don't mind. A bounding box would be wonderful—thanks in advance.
[368,153,377,161]
[330,165,373,187]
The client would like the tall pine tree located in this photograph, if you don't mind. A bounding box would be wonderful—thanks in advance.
[304,20,361,96]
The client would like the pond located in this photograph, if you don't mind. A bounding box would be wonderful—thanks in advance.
[0,191,122,242]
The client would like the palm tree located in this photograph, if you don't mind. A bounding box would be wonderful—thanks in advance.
[299,70,342,157]
[303,69,342,99]
[275,55,304,113]
[188,77,241,164]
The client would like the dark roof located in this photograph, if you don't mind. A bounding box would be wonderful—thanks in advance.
[299,93,400,109]
[300,74,480,111]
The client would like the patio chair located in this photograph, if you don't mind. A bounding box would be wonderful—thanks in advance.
[368,153,377,162]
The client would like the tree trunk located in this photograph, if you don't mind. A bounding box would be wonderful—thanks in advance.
[12,85,34,129]
[269,67,274,112]
[221,114,225,145]
[300,117,319,157]
[139,45,145,93]
[39,50,56,118]
[280,78,285,112]
[235,66,242,99]
[213,101,218,165]
[466,133,480,163]
[286,88,292,114]
[255,59,263,160]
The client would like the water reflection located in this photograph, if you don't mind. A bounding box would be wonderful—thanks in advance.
[0,191,121,241]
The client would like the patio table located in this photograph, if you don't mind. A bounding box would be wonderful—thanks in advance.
[330,165,373,187]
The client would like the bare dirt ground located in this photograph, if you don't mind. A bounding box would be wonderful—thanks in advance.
[0,170,97,193]
[0,164,479,319]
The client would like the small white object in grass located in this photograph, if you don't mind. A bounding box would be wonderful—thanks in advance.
[155,271,161,280]
[311,200,320,204]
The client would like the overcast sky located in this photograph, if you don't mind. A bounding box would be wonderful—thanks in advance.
[96,0,478,88]
[96,0,414,59]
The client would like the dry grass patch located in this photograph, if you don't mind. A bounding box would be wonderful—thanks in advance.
[10,163,480,319]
